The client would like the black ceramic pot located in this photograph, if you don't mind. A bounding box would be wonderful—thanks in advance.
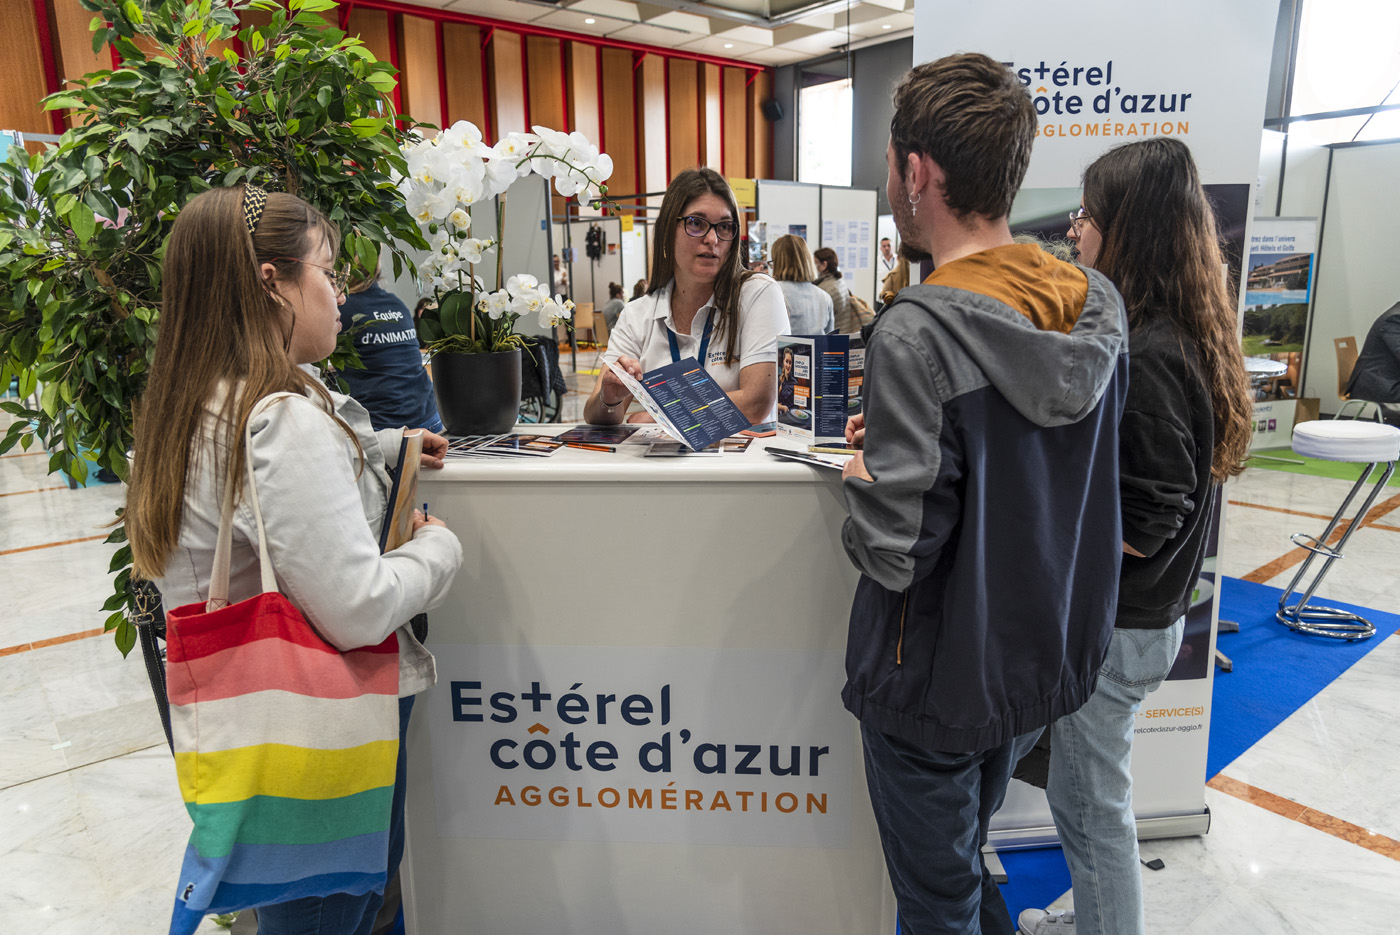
[431,348,522,436]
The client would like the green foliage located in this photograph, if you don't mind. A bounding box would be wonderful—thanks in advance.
[0,0,427,654]
[415,290,534,356]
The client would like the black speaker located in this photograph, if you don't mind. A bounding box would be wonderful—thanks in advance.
[760,98,784,122]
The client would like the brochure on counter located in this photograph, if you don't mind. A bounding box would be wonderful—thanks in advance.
[643,435,755,458]
[765,446,851,471]
[605,357,752,450]
[445,433,566,458]
[776,333,864,444]
[553,424,641,451]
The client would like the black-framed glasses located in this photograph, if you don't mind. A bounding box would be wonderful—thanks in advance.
[273,256,349,294]
[679,215,739,241]
[1067,210,1093,232]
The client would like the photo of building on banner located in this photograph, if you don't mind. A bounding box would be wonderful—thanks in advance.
[1241,217,1317,449]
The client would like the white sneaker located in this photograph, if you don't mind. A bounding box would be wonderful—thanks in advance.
[1017,908,1076,935]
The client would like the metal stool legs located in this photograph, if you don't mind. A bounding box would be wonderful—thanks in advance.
[1275,460,1395,640]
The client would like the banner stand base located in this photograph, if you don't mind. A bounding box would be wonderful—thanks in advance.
[987,807,1212,852]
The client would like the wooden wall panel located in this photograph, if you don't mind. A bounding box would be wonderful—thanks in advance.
[568,41,599,145]
[345,9,392,67]
[489,30,525,137]
[749,70,772,180]
[51,1,105,92]
[525,35,564,131]
[701,63,721,172]
[638,53,668,196]
[600,47,638,207]
[0,0,54,135]
[722,68,748,178]
[666,58,698,180]
[442,23,486,135]
[398,15,441,127]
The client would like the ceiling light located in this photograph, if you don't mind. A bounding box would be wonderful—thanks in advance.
[724,42,734,48]
[584,17,596,24]
[881,23,892,29]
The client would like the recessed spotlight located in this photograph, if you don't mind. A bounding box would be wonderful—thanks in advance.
[584,17,596,24]
[724,42,733,48]
[881,23,892,29]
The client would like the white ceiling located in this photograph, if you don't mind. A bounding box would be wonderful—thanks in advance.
[427,0,915,66]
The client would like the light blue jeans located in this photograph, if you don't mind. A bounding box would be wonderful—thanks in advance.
[1045,619,1184,935]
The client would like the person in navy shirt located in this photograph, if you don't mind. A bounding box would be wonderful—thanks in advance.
[337,265,444,433]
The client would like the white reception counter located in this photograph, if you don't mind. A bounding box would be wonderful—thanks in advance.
[404,431,898,934]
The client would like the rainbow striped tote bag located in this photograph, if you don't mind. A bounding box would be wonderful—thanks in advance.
[164,397,401,935]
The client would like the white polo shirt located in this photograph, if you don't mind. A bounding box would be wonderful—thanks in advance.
[603,275,788,421]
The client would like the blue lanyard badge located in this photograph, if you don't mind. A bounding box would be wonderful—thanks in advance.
[667,311,714,366]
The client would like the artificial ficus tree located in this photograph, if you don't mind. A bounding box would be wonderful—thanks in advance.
[0,0,427,653]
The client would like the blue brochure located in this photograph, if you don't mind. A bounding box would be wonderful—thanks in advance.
[606,357,752,450]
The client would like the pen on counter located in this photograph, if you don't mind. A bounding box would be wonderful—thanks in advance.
[808,445,858,455]
[565,443,616,453]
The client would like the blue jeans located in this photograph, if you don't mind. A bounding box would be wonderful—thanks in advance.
[257,695,416,935]
[862,724,1043,935]
[1045,620,1184,935]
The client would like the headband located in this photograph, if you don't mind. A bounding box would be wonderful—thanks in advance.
[242,185,268,236]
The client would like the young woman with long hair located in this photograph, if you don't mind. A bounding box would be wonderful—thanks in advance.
[125,184,463,935]
[1019,137,1252,935]
[584,167,787,425]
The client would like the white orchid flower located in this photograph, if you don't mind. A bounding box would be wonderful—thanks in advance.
[479,289,511,320]
[461,238,492,265]
[505,273,539,297]
[448,208,472,231]
[592,152,614,183]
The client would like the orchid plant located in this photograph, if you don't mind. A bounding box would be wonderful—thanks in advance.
[403,121,614,354]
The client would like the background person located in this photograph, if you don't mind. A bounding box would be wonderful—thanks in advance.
[771,234,834,334]
[1018,138,1253,935]
[839,54,1129,935]
[813,246,859,333]
[551,254,569,298]
[877,254,910,311]
[878,236,897,272]
[585,168,787,426]
[124,185,463,935]
[600,281,627,331]
[1345,300,1400,421]
[631,277,648,300]
[337,263,443,433]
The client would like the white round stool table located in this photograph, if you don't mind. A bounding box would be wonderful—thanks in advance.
[1275,419,1400,640]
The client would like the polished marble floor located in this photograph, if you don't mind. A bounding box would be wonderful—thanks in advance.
[4,364,1400,933]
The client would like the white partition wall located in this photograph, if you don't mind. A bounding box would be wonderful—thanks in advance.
[619,220,648,299]
[818,186,879,308]
[1302,140,1400,408]
[754,179,879,308]
[754,179,822,267]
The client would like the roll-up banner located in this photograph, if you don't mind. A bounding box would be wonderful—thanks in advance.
[1244,217,1318,449]
[913,1,1278,845]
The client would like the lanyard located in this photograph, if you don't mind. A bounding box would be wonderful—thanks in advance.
[667,309,714,366]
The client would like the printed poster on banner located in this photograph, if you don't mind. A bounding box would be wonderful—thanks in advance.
[1243,217,1316,450]
[916,0,1277,841]
[425,645,854,846]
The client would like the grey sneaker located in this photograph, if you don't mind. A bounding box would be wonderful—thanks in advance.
[1017,908,1076,935]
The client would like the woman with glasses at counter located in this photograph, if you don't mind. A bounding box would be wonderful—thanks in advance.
[584,167,788,425]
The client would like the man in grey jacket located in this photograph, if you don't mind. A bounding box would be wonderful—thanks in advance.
[840,54,1129,934]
